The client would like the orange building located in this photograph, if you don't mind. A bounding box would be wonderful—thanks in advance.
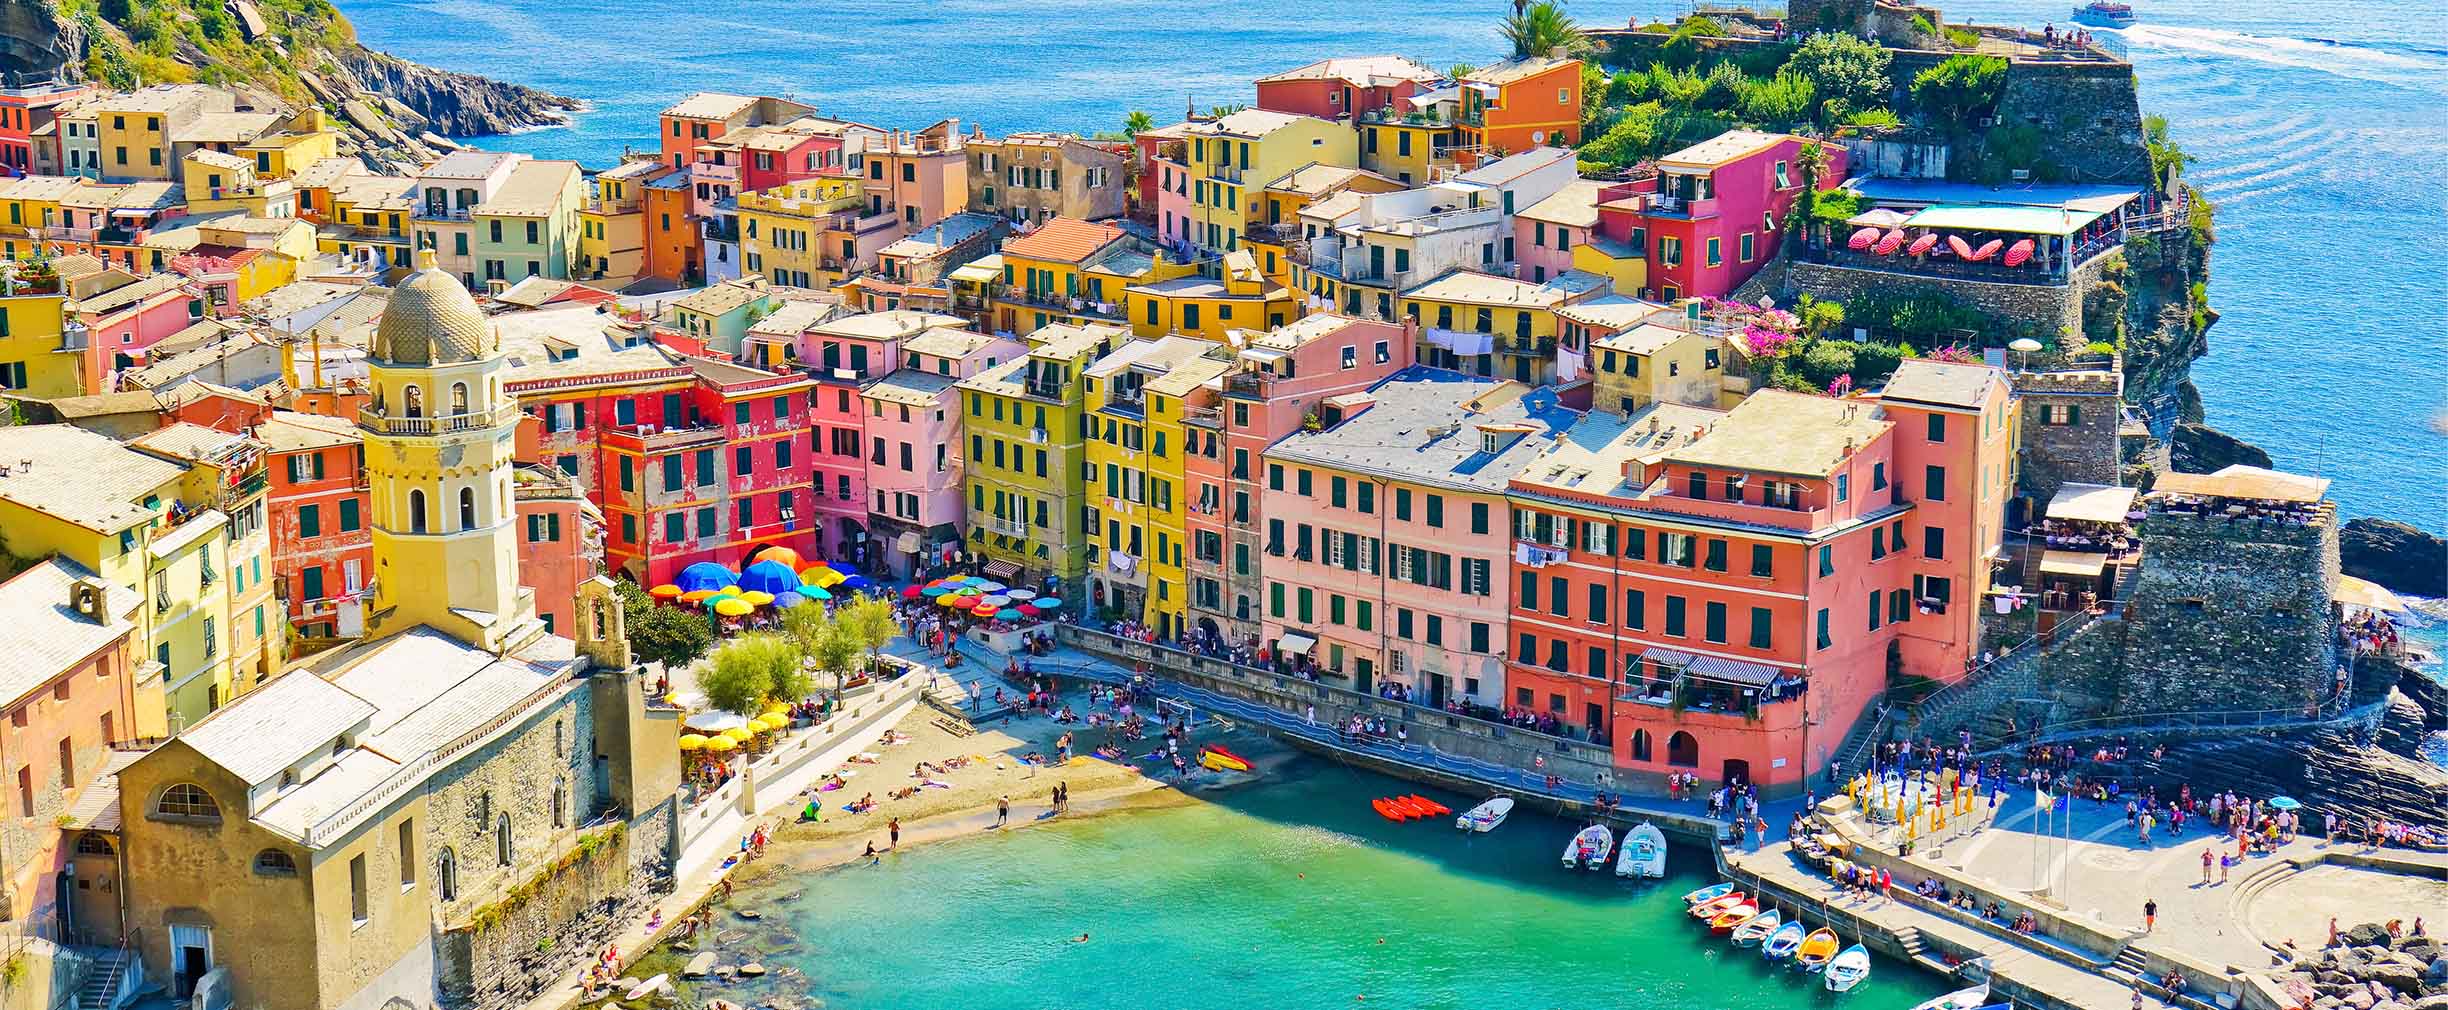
[251,410,372,642]
[512,463,604,638]
[1459,55,1583,156]
[643,170,699,284]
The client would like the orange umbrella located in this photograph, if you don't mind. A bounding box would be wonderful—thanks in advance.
[649,584,684,599]
[752,545,803,569]
[679,589,719,603]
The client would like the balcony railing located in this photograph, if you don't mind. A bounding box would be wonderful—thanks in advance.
[994,284,1121,320]
[1223,372,1272,398]
[602,422,728,452]
[356,403,521,436]
[416,206,473,221]
[1641,477,1830,532]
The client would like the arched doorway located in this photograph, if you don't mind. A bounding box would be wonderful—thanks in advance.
[1722,758,1751,790]
[1666,731,1699,768]
[1197,617,1219,640]
[1630,729,1653,762]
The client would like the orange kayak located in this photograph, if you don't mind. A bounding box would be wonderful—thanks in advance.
[1372,797,1412,821]
[1406,795,1452,816]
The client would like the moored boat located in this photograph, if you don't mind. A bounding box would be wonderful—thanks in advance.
[1456,796,1513,833]
[1730,908,1781,946]
[1403,794,1450,817]
[1762,921,1807,961]
[1909,984,1993,1010]
[1825,944,1871,991]
[1682,882,1735,906]
[1690,891,1749,919]
[1562,824,1614,869]
[1795,928,1839,971]
[1708,902,1760,934]
[1616,822,1668,878]
[2072,1,2135,27]
[1198,746,1251,772]
[1372,797,1411,821]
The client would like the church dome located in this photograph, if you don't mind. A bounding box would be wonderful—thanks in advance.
[371,249,493,366]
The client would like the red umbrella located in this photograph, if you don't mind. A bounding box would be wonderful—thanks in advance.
[902,585,922,599]
[2003,238,2036,267]
[1970,238,2004,261]
[1873,228,1907,255]
[1907,233,1938,257]
[1019,603,1044,617]
[1947,235,1975,259]
[1847,226,1881,250]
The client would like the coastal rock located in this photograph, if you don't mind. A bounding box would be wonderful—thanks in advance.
[2349,987,2380,1010]
[2168,421,2273,474]
[738,962,766,976]
[334,46,577,138]
[2411,994,2448,1009]
[2354,961,2424,992]
[2352,926,2398,949]
[2341,519,2448,598]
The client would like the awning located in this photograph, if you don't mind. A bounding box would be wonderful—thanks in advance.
[2039,550,2110,578]
[2047,483,2140,524]
[1682,653,1783,687]
[1903,204,2106,237]
[1277,631,1318,655]
[895,531,923,553]
[2152,466,2330,504]
[983,558,1023,582]
[2336,575,2408,613]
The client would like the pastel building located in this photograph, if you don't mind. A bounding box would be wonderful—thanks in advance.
[63,270,203,394]
[862,122,967,231]
[795,309,963,563]
[470,158,585,288]
[1253,56,1443,123]
[512,462,605,638]
[965,131,1129,227]
[1080,335,1229,636]
[1594,130,1843,301]
[252,410,372,642]
[862,325,1027,578]
[1512,177,1610,285]
[957,321,1130,588]
[410,149,521,289]
[1259,368,1566,702]
[1179,110,1359,253]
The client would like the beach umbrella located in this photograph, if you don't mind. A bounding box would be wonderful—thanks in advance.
[800,585,834,601]
[1847,225,1881,250]
[979,595,1010,608]
[975,580,1007,593]
[827,561,858,574]
[1035,597,1064,610]
[679,734,709,751]
[1005,588,1036,601]
[1907,232,1938,257]
[997,608,1023,620]
[679,588,719,603]
[649,584,684,600]
[1970,238,2004,261]
[841,576,874,593]
[920,585,950,597]
[775,592,807,609]
[722,726,755,743]
[972,603,999,617]
[714,598,753,617]
[1947,234,1975,259]
[2003,238,2036,267]
[2269,796,2302,811]
[1873,228,1906,255]
[676,562,738,592]
[1019,603,1044,617]
[751,545,803,569]
[806,567,847,588]
[902,585,923,599]
[751,715,785,733]
[939,594,969,608]
[738,590,775,606]
[685,710,746,733]
[739,560,801,594]
[704,736,737,753]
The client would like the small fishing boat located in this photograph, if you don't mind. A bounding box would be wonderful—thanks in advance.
[1708,902,1760,934]
[1730,908,1781,947]
[1689,891,1749,920]
[1456,797,1513,833]
[624,974,671,1001]
[1682,882,1736,906]
[1562,824,1614,869]
[1371,797,1412,821]
[1795,928,1839,971]
[1762,921,1807,961]
[1909,984,1993,1010]
[1616,822,1668,878]
[1825,944,1872,991]
[2071,0,2134,28]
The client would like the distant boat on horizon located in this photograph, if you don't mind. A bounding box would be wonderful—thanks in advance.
[2073,1,2137,28]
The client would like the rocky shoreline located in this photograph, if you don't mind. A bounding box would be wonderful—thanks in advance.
[2278,924,2448,1010]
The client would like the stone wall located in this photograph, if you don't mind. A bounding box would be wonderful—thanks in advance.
[1783,253,2095,339]
[2108,505,2340,714]
[2010,366,2124,496]
[1991,62,2152,184]
[437,800,675,1010]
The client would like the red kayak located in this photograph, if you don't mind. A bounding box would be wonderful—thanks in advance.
[1407,795,1452,817]
[1372,798,1412,821]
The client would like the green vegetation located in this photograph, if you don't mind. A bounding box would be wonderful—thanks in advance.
[1121,111,1155,139]
[699,634,805,717]
[1576,30,1900,171]
[616,581,715,672]
[65,0,353,99]
[1780,32,1892,122]
[462,822,628,934]
[1909,55,2008,127]
[1501,0,1587,59]
[2143,114,2193,191]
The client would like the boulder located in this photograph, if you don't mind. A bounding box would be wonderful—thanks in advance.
[2340,518,2447,598]
[2348,924,2396,949]
[738,963,766,977]
[2353,961,2425,992]
[2409,994,2448,1010]
[2168,421,2272,474]
[2348,986,2379,1009]
[682,951,718,978]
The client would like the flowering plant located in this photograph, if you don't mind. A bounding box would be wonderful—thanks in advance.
[1827,374,1854,397]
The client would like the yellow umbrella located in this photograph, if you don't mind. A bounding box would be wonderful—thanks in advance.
[680,589,719,603]
[752,545,803,569]
[752,715,784,732]
[714,598,753,617]
[738,590,775,606]
[649,584,685,599]
[806,567,846,588]
[763,701,791,715]
[679,734,709,751]
[703,736,737,752]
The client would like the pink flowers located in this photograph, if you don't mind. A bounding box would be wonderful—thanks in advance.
[1931,342,1977,363]
[1827,374,1854,397]
[1743,323,1795,356]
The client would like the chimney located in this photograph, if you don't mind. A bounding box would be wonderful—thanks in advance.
[68,577,105,621]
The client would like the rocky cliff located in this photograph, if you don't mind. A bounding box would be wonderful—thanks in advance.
[2341,520,2448,598]
[0,0,572,170]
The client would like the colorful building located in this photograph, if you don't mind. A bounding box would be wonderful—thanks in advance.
[735,175,871,289]
[0,79,93,175]
[0,286,75,398]
[1179,109,1359,253]
[1399,268,1597,384]
[1573,299,1727,408]
[965,131,1129,227]
[862,324,1026,578]
[1081,335,1228,636]
[250,409,371,642]
[1254,56,1442,123]
[1594,130,1843,301]
[957,321,1130,587]
[62,269,200,394]
[1123,249,1302,341]
[512,462,605,638]
[1450,55,1583,157]
[1260,368,1565,701]
[862,122,967,232]
[579,157,659,287]
[92,85,231,183]
[470,159,586,288]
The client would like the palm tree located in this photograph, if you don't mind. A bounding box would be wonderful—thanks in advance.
[1502,0,1586,59]
[1122,110,1155,139]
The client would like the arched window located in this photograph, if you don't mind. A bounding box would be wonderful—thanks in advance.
[408,490,429,534]
[74,833,114,856]
[449,382,469,414]
[1630,729,1653,763]
[458,487,476,531]
[155,783,219,821]
[403,384,423,418]
[553,719,564,754]
[494,813,512,866]
[252,848,299,877]
[1667,731,1700,768]
[551,781,567,828]
[437,847,458,901]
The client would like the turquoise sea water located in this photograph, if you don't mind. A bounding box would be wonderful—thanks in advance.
[699,757,1947,1009]
[337,0,2448,529]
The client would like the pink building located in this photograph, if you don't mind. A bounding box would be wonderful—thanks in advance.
[1131,122,1193,222]
[863,325,1026,577]
[1512,178,1607,285]
[1153,155,1194,247]
[1592,130,1844,301]
[513,463,605,639]
[1255,366,1562,705]
[863,122,967,232]
[1254,56,1443,123]
[1191,314,1415,647]
[64,271,201,393]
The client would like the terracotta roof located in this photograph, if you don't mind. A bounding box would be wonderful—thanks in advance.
[1000,217,1125,264]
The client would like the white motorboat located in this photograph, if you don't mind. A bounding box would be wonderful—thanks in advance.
[1614,821,1668,878]
[1561,824,1613,869]
[1455,796,1513,833]
[2071,1,2134,28]
[1910,984,1993,1010]
[1761,921,1807,961]
[1825,944,1871,992]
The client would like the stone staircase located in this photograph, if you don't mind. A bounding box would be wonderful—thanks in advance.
[78,946,129,1010]
[2103,944,2152,986]
[1893,925,1926,960]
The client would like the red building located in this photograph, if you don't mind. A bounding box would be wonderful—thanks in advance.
[513,462,605,637]
[1501,365,2011,797]
[249,410,372,641]
[0,79,91,176]
[1254,56,1443,123]
[1593,130,1845,302]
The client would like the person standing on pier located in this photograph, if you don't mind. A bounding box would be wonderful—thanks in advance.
[2144,898,2158,933]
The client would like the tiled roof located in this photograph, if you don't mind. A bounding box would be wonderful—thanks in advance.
[129,421,252,464]
[671,280,768,317]
[475,160,579,217]
[1879,358,2002,411]
[863,370,957,407]
[0,424,185,532]
[1660,130,1791,170]
[1000,216,1124,264]
[1266,366,1576,491]
[0,558,140,708]
[662,92,760,120]
[1512,401,1728,500]
[1257,55,1441,87]
[252,410,360,452]
[1185,108,1310,139]
[1662,390,1891,478]
[1402,268,1566,308]
[178,670,378,786]
[1516,178,1608,228]
[1466,55,1577,87]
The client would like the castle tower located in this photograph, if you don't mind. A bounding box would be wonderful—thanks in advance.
[359,249,539,651]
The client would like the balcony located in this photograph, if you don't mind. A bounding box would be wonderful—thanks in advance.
[704,219,740,243]
[416,205,473,222]
[985,516,1030,537]
[1183,404,1222,428]
[994,284,1121,321]
[1644,193,1718,219]
[1223,372,1273,399]
[1641,477,1830,533]
[601,421,728,453]
[356,403,521,437]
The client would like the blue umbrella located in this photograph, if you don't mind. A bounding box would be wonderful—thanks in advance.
[739,559,800,594]
[828,561,859,574]
[920,585,949,598]
[774,592,807,608]
[997,608,1023,620]
[841,575,874,592]
[676,562,738,593]
[801,585,835,600]
[1035,597,1064,610]
[2268,796,2301,811]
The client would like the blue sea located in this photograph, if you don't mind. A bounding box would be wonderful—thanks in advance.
[342,0,2447,531]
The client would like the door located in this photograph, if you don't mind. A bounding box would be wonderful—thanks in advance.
[1353,658,1373,695]
[1427,673,1449,710]
[342,559,363,594]
[1584,701,1604,739]
[171,924,212,997]
[1722,759,1752,791]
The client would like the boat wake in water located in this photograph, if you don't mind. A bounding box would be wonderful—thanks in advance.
[2124,25,2448,91]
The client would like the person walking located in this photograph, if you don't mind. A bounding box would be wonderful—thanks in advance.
[889,817,902,849]
[2143,898,2157,933]
[2201,848,2214,884]
[996,796,1010,828]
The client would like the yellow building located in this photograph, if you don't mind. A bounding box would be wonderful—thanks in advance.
[1080,336,1228,636]
[94,85,231,182]
[957,321,1129,585]
[105,251,682,1010]
[169,217,316,312]
[579,157,659,286]
[1123,249,1302,341]
[1357,117,1463,186]
[235,108,343,180]
[737,176,864,288]
[0,290,76,398]
[1397,268,1586,385]
[991,216,1193,337]
[0,421,271,727]
[320,174,417,276]
[0,175,87,258]
[1245,163,1406,287]
[1181,109,1358,253]
[1569,298,1727,412]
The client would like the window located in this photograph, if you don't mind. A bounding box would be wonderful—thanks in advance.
[1924,465,1947,502]
[255,848,299,877]
[1927,413,1947,443]
[1749,607,1773,649]
[298,503,321,538]
[156,782,219,820]
[349,854,369,924]
[1664,595,1686,637]
[1815,608,1832,650]
[1469,501,1488,534]
[339,499,360,532]
[1704,602,1727,644]
[1818,545,1834,577]
[494,813,513,866]
[1625,589,1646,630]
[1703,538,1727,573]
[1750,544,1773,578]
[1924,526,1946,559]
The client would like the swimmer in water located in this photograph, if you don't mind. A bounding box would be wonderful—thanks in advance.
[1074,932,1092,943]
